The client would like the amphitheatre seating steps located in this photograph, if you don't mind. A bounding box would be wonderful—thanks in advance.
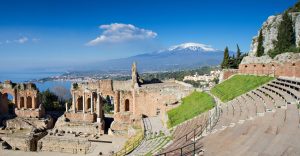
[201,107,289,156]
[158,78,299,156]
[251,90,275,111]
[235,98,249,122]
[212,104,232,130]
[158,108,218,155]
[270,81,300,101]
[274,79,300,91]
[265,84,296,104]
[258,88,286,107]
[277,78,300,88]
[241,94,258,117]
[197,78,300,156]
[246,92,266,114]
[172,113,207,140]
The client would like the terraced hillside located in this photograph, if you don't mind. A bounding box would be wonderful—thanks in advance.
[211,75,274,102]
[167,91,215,127]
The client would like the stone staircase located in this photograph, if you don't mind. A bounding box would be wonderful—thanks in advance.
[128,117,170,156]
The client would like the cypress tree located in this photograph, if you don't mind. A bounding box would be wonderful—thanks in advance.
[236,44,241,59]
[221,47,230,69]
[275,11,295,53]
[256,29,264,57]
[235,44,242,67]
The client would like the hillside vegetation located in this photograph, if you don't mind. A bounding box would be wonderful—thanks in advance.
[167,91,215,128]
[211,75,274,102]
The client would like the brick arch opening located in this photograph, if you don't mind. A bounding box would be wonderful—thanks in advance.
[1,93,13,114]
[77,96,83,111]
[87,97,91,109]
[20,97,25,108]
[125,99,130,112]
[26,96,32,109]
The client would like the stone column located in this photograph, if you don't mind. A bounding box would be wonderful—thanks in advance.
[65,103,68,112]
[24,97,27,109]
[17,97,20,109]
[83,92,86,113]
[114,92,119,113]
[32,96,36,109]
[91,93,94,114]
[72,93,76,113]
[96,93,100,121]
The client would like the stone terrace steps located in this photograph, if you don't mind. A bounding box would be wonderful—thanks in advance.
[198,78,300,156]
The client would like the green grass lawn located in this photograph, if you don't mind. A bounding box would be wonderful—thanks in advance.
[167,91,215,128]
[211,75,274,102]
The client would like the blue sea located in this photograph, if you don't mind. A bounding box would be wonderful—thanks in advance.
[0,72,72,92]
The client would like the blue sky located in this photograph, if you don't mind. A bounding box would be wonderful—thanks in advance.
[0,0,297,72]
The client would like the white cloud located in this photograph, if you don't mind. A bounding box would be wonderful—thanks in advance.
[32,38,40,43]
[15,37,28,44]
[1,36,37,45]
[87,23,157,46]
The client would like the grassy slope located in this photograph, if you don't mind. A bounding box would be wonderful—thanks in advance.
[167,91,215,128]
[211,75,274,102]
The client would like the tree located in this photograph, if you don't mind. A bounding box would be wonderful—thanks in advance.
[103,95,114,113]
[274,11,295,54]
[287,0,300,13]
[235,44,242,67]
[39,89,66,111]
[236,44,241,59]
[221,47,230,69]
[256,29,265,57]
[51,85,71,102]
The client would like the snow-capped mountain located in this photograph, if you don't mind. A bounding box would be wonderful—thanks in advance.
[168,42,218,52]
[88,42,230,72]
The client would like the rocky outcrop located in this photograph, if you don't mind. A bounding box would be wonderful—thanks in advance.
[249,12,300,56]
[241,52,300,64]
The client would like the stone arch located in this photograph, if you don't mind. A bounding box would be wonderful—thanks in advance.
[26,96,32,108]
[125,99,130,112]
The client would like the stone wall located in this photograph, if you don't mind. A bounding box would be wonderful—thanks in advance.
[15,107,45,118]
[65,112,96,123]
[38,137,91,154]
[220,69,239,82]
[238,53,300,78]
[54,115,104,134]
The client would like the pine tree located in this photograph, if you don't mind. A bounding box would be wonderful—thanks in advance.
[221,47,230,69]
[256,29,265,57]
[275,11,295,53]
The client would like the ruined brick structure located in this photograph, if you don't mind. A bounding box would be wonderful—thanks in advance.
[238,53,300,78]
[0,80,44,118]
[66,63,193,133]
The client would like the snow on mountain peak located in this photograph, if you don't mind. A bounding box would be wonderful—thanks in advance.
[168,42,217,52]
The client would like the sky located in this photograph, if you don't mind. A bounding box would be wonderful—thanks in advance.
[0,0,297,72]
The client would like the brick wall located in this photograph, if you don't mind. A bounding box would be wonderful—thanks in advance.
[238,60,300,78]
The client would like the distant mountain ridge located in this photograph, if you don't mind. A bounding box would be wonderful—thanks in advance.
[89,42,230,72]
